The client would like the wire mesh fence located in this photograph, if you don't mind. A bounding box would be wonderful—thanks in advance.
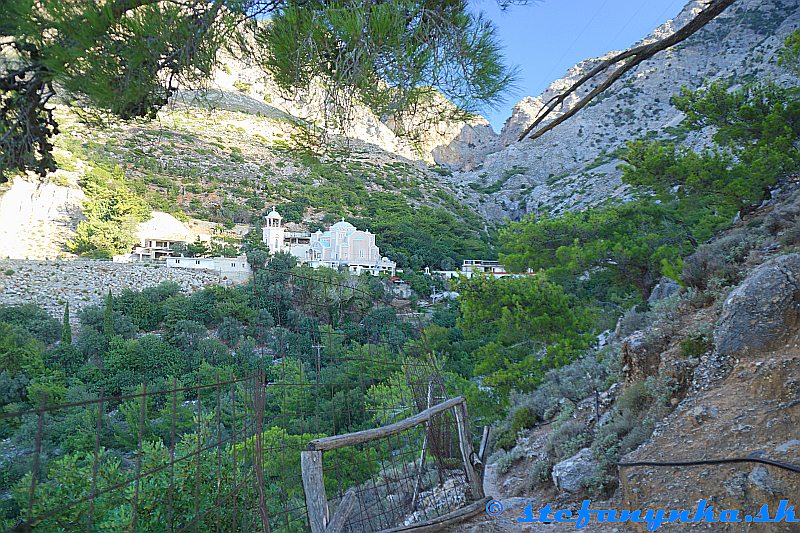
[0,262,476,532]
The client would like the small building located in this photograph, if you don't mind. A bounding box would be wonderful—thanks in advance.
[166,256,252,282]
[460,260,534,278]
[461,260,506,275]
[129,212,196,262]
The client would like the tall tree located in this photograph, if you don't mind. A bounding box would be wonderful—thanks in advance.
[61,303,72,345]
[103,290,114,339]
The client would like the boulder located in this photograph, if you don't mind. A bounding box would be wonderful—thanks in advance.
[621,331,660,383]
[714,253,800,357]
[686,404,718,426]
[551,448,596,493]
[748,465,784,496]
[647,277,681,304]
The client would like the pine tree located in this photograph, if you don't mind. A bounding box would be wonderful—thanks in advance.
[103,290,114,339]
[61,303,72,345]
[1,0,516,178]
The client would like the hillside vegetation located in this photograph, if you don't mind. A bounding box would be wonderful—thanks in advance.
[50,102,493,269]
[432,33,800,515]
[0,255,431,530]
[2,4,800,531]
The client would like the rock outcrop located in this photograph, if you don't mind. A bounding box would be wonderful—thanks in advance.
[714,253,800,357]
[447,0,800,220]
[551,447,596,493]
[621,331,661,384]
[0,176,85,260]
[647,277,681,304]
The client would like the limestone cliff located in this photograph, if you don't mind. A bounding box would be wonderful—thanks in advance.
[449,0,800,221]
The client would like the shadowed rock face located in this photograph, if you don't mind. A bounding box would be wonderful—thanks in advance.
[714,253,800,357]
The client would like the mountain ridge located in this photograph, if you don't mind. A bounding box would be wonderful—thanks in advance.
[443,0,800,221]
[1,0,797,261]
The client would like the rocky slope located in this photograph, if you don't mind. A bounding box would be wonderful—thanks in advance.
[4,0,795,257]
[177,40,500,168]
[0,91,478,259]
[447,0,800,221]
[0,31,492,260]
[0,175,85,260]
[468,183,800,531]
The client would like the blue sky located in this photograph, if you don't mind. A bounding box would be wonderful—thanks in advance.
[471,0,689,130]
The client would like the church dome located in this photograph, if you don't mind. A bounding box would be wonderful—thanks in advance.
[331,220,356,231]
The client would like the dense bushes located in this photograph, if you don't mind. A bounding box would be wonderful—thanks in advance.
[587,375,676,495]
[481,68,800,496]
[0,256,435,529]
[0,304,61,344]
[491,352,612,450]
[455,275,594,412]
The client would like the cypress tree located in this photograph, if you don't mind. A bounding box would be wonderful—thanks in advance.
[103,290,114,338]
[61,303,72,345]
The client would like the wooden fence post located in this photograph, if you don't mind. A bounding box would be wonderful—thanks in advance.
[478,425,490,464]
[453,402,485,500]
[301,451,328,533]
[325,488,357,533]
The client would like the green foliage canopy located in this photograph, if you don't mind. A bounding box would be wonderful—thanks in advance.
[1,0,514,178]
[455,275,594,406]
[67,166,150,257]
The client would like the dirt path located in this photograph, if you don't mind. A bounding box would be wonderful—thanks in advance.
[448,465,620,532]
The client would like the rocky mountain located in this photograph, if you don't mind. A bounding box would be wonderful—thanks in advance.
[444,0,800,221]
[1,0,797,259]
[0,76,497,266]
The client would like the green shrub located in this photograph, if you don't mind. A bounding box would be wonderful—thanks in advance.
[492,446,525,474]
[492,353,611,451]
[616,381,651,415]
[589,407,655,496]
[217,317,244,347]
[680,333,711,358]
[233,80,252,93]
[524,460,551,490]
[0,304,61,344]
[780,218,800,246]
[492,425,518,451]
[544,419,589,462]
[511,405,538,434]
[644,374,679,413]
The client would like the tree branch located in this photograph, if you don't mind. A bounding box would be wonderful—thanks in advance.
[517,0,737,142]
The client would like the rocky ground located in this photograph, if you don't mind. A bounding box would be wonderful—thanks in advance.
[0,259,241,329]
[450,466,620,532]
[619,346,799,532]
[456,193,800,532]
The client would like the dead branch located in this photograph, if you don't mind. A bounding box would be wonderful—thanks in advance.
[517,0,738,143]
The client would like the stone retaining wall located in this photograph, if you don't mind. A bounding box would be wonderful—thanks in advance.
[0,259,243,324]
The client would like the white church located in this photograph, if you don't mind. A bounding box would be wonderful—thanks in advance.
[262,209,397,276]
